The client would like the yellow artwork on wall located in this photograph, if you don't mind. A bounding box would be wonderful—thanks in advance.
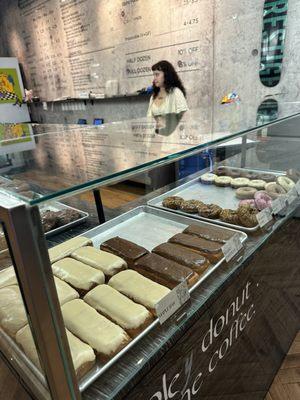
[0,68,23,107]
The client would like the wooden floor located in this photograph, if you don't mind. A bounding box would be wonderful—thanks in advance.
[266,332,300,400]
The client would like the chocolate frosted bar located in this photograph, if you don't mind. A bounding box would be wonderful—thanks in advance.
[183,224,234,244]
[169,233,223,263]
[152,242,210,275]
[133,253,199,289]
[100,237,148,267]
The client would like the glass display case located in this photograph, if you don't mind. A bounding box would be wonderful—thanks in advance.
[0,109,300,400]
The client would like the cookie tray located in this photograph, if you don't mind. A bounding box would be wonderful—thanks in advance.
[78,205,247,390]
[147,167,284,233]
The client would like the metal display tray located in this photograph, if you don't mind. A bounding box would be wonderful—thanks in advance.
[147,167,285,233]
[40,201,89,238]
[0,205,247,393]
[77,205,247,391]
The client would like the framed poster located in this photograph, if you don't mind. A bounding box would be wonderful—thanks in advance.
[0,68,23,106]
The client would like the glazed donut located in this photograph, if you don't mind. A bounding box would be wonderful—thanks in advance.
[248,179,267,190]
[237,205,258,228]
[258,173,276,183]
[241,171,259,180]
[215,176,232,187]
[220,209,240,225]
[236,187,257,199]
[231,177,250,189]
[180,200,204,213]
[162,196,184,210]
[238,199,256,208]
[198,204,222,219]
[286,169,300,183]
[265,182,286,199]
[277,176,295,192]
[200,173,217,185]
[254,191,272,211]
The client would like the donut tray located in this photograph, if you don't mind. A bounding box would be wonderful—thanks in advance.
[0,206,246,393]
[147,167,285,232]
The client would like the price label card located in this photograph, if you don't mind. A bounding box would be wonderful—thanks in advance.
[287,187,298,205]
[222,233,243,262]
[256,207,273,228]
[295,180,300,195]
[156,281,190,325]
[271,196,287,215]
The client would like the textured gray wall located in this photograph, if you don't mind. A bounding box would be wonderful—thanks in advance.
[0,0,299,126]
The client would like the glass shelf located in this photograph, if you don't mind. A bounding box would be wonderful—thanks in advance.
[0,106,300,206]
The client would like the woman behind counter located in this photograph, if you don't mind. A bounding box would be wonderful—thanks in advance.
[147,60,189,120]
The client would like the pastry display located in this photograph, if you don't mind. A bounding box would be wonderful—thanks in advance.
[49,236,93,263]
[0,285,27,337]
[277,176,295,192]
[62,299,130,361]
[162,196,184,210]
[152,242,210,274]
[52,258,105,294]
[220,209,240,225]
[133,253,199,289]
[180,200,204,213]
[100,237,148,267]
[237,205,258,228]
[265,182,286,199]
[183,224,234,244]
[231,177,250,189]
[41,209,82,233]
[0,266,17,289]
[286,169,300,183]
[83,285,153,337]
[198,203,222,219]
[215,176,232,187]
[235,187,257,199]
[108,270,170,314]
[169,233,223,263]
[200,173,217,184]
[248,180,266,190]
[16,325,96,379]
[254,191,272,211]
[71,246,127,277]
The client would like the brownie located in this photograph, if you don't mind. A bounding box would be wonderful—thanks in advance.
[134,253,198,289]
[152,242,210,275]
[183,224,234,244]
[41,210,59,232]
[100,237,148,267]
[56,209,81,226]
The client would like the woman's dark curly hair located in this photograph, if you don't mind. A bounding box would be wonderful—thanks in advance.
[151,60,186,99]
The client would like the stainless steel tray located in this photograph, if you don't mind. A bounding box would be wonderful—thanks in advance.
[78,205,247,391]
[40,202,89,238]
[1,206,247,393]
[147,167,284,233]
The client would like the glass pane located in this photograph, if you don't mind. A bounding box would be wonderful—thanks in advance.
[0,110,299,206]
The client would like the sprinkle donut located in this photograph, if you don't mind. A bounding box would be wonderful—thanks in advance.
[238,199,256,208]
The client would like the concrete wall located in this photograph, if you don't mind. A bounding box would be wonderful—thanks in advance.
[0,0,299,126]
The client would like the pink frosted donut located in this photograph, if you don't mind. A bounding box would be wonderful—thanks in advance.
[238,199,256,208]
[254,191,272,211]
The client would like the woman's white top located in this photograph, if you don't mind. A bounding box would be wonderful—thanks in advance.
[147,87,188,117]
